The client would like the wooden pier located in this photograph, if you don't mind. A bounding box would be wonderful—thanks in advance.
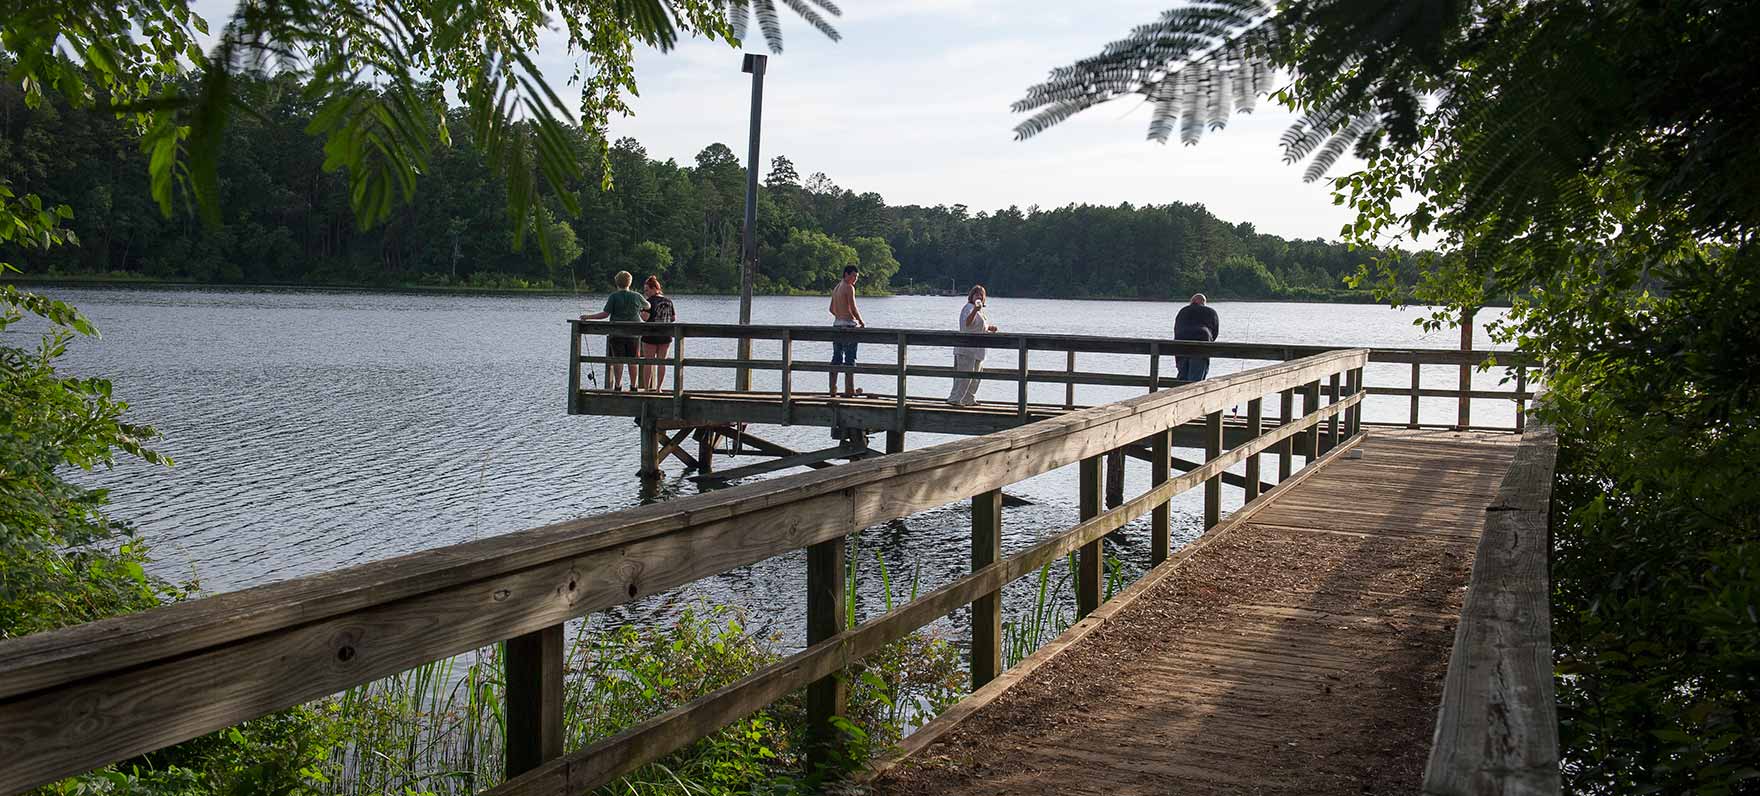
[0,326,1559,796]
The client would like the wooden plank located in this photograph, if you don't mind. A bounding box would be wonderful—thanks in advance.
[671,334,685,415]
[1304,380,1322,460]
[1365,385,1534,401]
[1514,367,1527,433]
[1458,308,1474,429]
[1327,373,1341,453]
[1078,455,1102,617]
[0,351,1368,791]
[690,444,868,483]
[504,623,564,777]
[862,431,1373,786]
[971,489,1003,689]
[1016,337,1029,416]
[1105,450,1125,509]
[1422,424,1561,796]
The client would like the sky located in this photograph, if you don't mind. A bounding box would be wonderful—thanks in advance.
[188,0,1360,242]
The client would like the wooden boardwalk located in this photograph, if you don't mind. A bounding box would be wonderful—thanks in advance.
[869,429,1522,796]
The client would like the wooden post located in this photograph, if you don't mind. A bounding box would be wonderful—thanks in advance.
[896,332,908,432]
[971,489,1002,688]
[1077,455,1102,617]
[1104,450,1125,509]
[1017,338,1030,417]
[696,428,716,474]
[639,417,661,478]
[1349,366,1364,436]
[1279,388,1295,479]
[1304,380,1322,461]
[671,333,685,416]
[1151,429,1171,565]
[1514,367,1528,433]
[1458,307,1474,430]
[1410,362,1422,429]
[1326,373,1341,453]
[885,431,904,454]
[505,623,564,777]
[1064,350,1076,409]
[1204,411,1222,529]
[805,535,847,766]
[1245,398,1263,501]
[567,324,581,415]
[780,331,793,425]
[1147,342,1160,393]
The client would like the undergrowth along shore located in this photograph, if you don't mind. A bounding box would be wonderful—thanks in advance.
[39,546,1128,796]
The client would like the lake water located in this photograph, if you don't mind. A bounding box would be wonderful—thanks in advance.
[30,287,1513,648]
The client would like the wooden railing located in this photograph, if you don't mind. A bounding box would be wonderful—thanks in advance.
[1422,424,1562,794]
[569,321,1537,431]
[0,348,1368,795]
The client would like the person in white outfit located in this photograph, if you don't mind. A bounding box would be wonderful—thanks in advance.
[947,285,998,406]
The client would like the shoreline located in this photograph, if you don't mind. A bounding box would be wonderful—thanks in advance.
[2,275,1432,305]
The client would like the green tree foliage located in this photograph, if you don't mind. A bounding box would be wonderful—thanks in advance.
[2,68,1378,299]
[848,236,899,289]
[767,227,855,291]
[1026,1,1760,789]
[631,240,674,277]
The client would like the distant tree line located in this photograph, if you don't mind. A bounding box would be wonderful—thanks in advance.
[1,69,1390,299]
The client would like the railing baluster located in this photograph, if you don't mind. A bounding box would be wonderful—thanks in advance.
[1350,366,1364,436]
[971,489,1003,688]
[1514,367,1527,433]
[1327,373,1341,453]
[1305,380,1322,461]
[1151,429,1172,565]
[896,332,908,433]
[1147,342,1160,393]
[1077,455,1102,617]
[780,331,793,425]
[567,324,581,415]
[1017,338,1030,417]
[1410,362,1422,429]
[805,535,847,767]
[671,332,685,416]
[1065,350,1076,409]
[1204,411,1222,529]
[1279,389,1295,480]
[1245,398,1263,501]
[505,623,564,777]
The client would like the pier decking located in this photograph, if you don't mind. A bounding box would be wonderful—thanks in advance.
[0,326,1559,796]
[867,429,1522,795]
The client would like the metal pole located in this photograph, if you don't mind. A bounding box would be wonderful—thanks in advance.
[736,53,767,392]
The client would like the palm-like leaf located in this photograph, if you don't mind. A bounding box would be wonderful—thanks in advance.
[725,0,841,53]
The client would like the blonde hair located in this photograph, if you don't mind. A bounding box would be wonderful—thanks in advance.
[614,271,633,289]
[967,284,986,304]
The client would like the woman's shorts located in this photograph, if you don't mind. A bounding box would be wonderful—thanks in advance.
[640,335,673,346]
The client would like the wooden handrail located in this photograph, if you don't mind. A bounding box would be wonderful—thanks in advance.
[0,349,1368,794]
[1422,424,1562,794]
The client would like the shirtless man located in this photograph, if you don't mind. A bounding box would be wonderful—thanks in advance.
[828,265,865,396]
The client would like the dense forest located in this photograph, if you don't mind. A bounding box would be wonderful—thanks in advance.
[1,70,1385,299]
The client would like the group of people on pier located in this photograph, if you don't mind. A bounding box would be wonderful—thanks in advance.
[581,267,1221,401]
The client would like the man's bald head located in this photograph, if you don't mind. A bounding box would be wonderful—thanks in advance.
[1190,293,1207,305]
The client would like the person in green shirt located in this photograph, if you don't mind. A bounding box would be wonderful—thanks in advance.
[581,270,649,391]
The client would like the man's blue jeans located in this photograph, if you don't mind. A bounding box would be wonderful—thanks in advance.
[1176,356,1210,382]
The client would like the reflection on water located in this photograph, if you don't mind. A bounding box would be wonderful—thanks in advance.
[32,286,1510,649]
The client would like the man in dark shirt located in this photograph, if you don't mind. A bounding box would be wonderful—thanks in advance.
[1173,293,1219,381]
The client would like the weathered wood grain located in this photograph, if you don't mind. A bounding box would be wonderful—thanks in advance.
[1422,425,1561,796]
[0,350,1366,792]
